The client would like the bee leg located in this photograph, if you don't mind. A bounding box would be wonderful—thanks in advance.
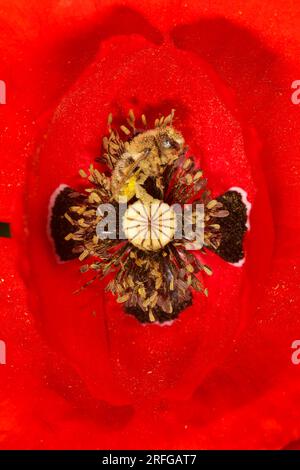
[208,189,249,264]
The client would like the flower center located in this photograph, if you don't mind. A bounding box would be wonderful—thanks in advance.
[123,200,177,251]
[49,110,248,323]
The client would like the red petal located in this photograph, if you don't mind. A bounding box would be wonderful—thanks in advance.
[22,35,263,407]
[1,0,299,450]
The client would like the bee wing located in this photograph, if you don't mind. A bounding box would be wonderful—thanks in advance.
[112,151,148,196]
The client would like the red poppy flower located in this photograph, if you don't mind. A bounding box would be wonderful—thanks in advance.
[0,0,300,450]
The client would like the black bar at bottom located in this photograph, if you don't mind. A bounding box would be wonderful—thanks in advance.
[0,450,299,465]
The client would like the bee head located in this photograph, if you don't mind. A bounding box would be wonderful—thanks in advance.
[157,127,185,153]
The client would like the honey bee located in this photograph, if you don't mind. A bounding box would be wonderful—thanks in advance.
[111,126,185,203]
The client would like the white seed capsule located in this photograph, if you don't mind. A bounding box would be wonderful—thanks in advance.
[123,200,177,251]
